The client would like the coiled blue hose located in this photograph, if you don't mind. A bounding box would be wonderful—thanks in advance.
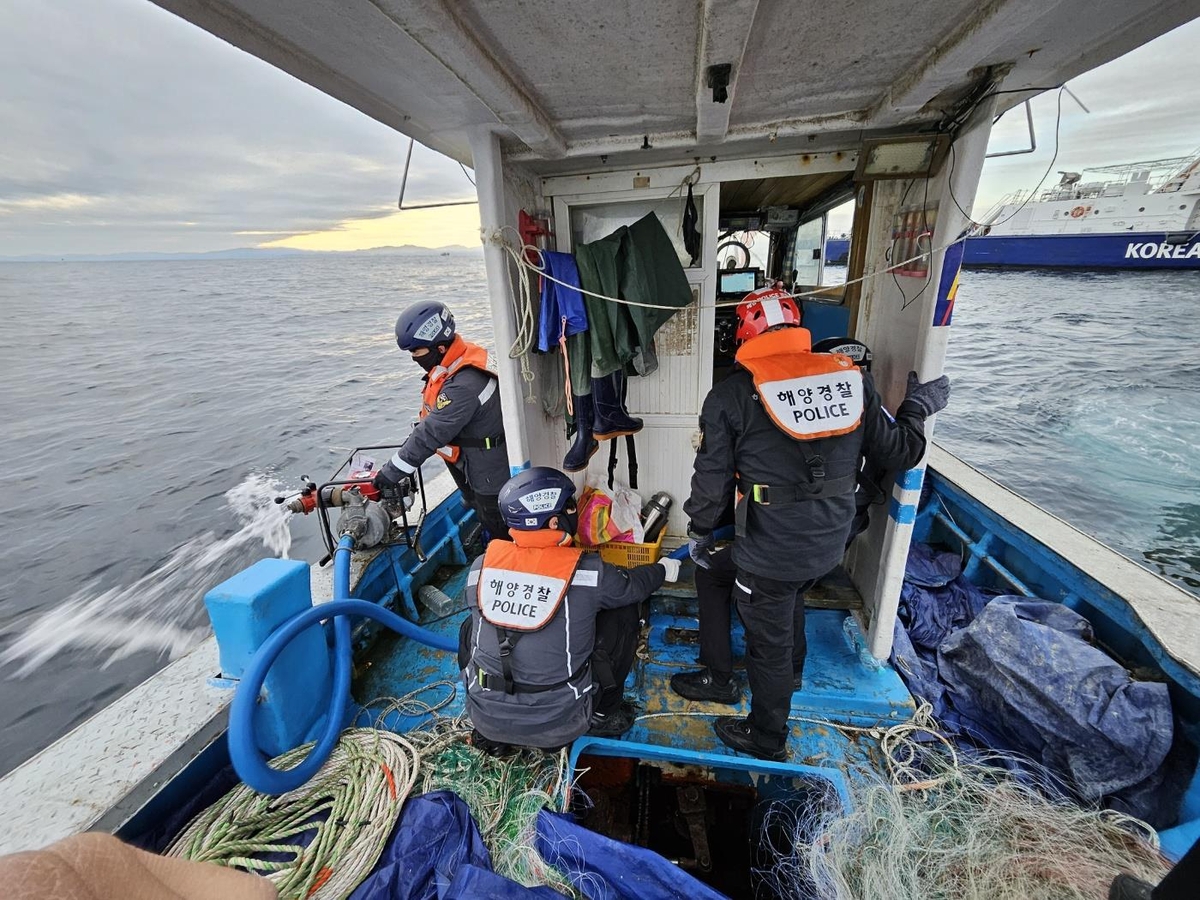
[228,535,457,794]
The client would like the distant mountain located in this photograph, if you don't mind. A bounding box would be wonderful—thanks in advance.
[0,244,481,263]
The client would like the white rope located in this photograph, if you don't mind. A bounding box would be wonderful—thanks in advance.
[490,227,539,403]
[167,728,421,900]
[481,224,962,312]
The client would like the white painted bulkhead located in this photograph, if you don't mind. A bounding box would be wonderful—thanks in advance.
[472,131,999,658]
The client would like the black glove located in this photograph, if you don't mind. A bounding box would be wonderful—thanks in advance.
[687,527,716,570]
[904,371,951,417]
[372,460,413,499]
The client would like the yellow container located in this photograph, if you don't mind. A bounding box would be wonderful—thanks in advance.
[578,530,666,567]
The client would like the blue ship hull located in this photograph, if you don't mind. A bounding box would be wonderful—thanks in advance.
[963,232,1200,269]
[825,237,850,264]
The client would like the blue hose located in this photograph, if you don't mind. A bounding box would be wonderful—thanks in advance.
[228,534,457,795]
[667,525,734,561]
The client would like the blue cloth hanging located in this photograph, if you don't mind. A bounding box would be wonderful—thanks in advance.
[537,251,588,353]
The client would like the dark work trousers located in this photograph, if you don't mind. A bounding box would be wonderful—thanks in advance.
[733,570,815,750]
[456,604,640,718]
[473,493,510,543]
[448,465,511,543]
[696,547,737,678]
[591,604,641,715]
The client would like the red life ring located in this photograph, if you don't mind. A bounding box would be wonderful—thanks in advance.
[1070,206,1088,218]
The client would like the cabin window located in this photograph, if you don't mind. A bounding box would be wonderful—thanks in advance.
[569,197,703,269]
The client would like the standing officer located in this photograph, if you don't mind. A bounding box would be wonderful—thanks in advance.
[670,336,883,707]
[682,286,949,761]
[460,467,680,751]
[373,301,511,540]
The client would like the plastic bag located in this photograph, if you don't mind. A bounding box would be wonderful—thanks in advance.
[577,481,644,545]
[609,482,645,543]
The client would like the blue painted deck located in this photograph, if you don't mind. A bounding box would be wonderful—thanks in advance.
[352,561,913,791]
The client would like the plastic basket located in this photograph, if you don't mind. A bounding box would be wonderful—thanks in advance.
[578,530,665,567]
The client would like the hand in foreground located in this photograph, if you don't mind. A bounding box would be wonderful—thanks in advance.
[657,556,681,582]
[904,371,951,417]
[687,529,716,570]
[372,460,413,499]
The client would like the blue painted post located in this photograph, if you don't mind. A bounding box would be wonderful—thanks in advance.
[205,559,332,756]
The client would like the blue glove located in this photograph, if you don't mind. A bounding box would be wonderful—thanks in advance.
[904,371,951,418]
[372,460,413,499]
[687,528,716,570]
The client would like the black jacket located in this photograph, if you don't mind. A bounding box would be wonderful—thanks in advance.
[684,368,927,581]
[397,367,509,495]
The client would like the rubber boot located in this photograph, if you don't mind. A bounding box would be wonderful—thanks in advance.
[592,371,642,440]
[563,392,599,472]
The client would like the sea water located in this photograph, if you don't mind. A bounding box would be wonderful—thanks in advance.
[0,254,1196,774]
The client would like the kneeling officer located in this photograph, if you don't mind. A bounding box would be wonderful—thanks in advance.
[373,301,510,539]
[460,467,679,751]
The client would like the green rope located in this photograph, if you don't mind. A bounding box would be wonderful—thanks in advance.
[168,682,579,899]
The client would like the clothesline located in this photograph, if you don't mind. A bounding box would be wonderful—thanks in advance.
[481,225,959,312]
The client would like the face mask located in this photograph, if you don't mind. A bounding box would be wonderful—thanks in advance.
[558,509,579,537]
[413,345,446,372]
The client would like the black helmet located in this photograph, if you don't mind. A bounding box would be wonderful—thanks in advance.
[395,301,455,351]
[812,337,872,371]
[498,467,576,530]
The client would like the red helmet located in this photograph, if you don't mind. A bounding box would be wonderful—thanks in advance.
[735,285,801,343]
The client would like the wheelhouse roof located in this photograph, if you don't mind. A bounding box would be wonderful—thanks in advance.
[151,0,1198,174]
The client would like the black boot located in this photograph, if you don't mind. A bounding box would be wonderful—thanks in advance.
[588,698,637,737]
[713,717,786,762]
[563,392,599,472]
[670,668,740,704]
[592,371,642,441]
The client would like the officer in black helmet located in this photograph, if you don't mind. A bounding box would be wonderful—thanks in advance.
[372,301,511,540]
[459,466,680,752]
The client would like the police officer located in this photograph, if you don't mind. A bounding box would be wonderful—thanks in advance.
[670,336,884,708]
[373,301,511,540]
[459,467,680,751]
[682,286,949,761]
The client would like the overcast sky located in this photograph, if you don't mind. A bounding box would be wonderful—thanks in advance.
[2,1,1198,255]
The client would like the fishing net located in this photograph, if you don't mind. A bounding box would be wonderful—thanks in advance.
[758,728,1172,900]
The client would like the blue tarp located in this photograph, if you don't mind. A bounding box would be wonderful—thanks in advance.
[349,791,566,900]
[892,542,1180,824]
[351,790,729,900]
[536,810,729,900]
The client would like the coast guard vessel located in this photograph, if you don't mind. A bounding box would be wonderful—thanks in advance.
[2,1,1198,896]
[965,151,1200,268]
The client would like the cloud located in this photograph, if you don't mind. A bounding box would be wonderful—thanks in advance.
[0,0,475,255]
[3,2,1198,253]
[974,18,1200,210]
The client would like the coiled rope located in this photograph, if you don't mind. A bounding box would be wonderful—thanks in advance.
[169,680,578,899]
[167,728,420,900]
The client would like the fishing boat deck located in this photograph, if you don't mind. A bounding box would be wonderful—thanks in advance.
[354,559,913,786]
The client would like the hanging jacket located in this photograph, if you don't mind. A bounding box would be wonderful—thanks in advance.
[683,327,929,582]
[395,336,509,495]
[574,213,693,381]
[463,529,665,749]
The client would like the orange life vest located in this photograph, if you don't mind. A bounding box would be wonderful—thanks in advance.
[735,327,864,440]
[476,529,584,632]
[420,336,498,463]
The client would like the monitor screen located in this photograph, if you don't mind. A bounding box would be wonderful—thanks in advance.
[718,269,758,295]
